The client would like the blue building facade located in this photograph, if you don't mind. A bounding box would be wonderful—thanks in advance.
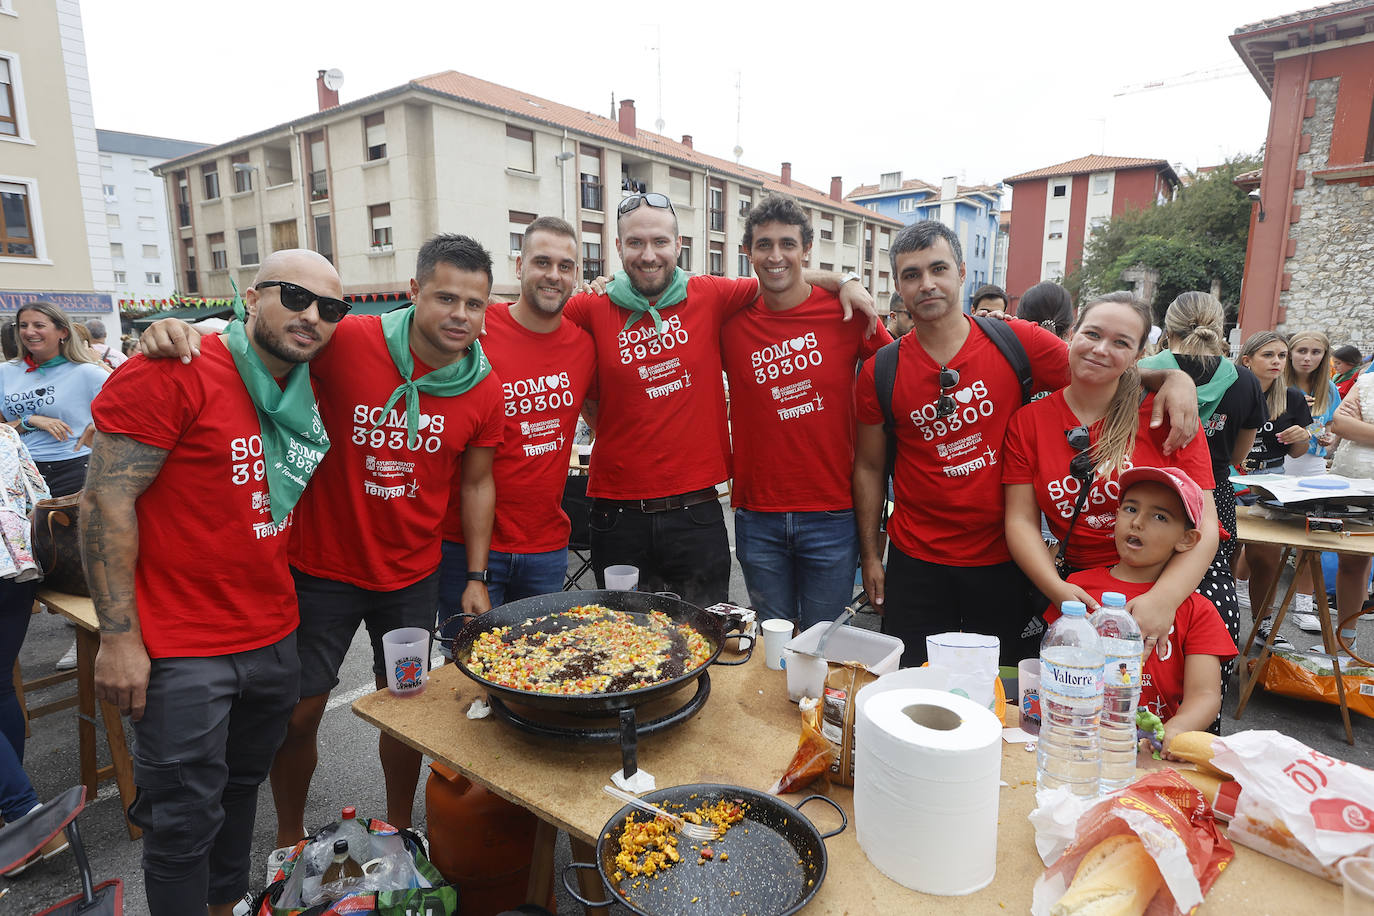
[847,174,1004,311]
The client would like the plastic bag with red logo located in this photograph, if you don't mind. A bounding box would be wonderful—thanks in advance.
[1210,730,1374,882]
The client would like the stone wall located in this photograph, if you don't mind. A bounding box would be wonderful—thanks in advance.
[1279,75,1374,353]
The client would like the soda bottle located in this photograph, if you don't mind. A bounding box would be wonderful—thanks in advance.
[335,805,371,863]
[1036,600,1105,797]
[1094,591,1144,792]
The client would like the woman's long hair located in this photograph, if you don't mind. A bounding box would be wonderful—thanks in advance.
[12,301,105,367]
[1284,329,1334,417]
[1237,331,1289,421]
[1018,281,1075,340]
[1164,291,1227,358]
[1072,291,1152,476]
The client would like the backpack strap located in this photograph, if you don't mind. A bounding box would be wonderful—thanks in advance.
[973,315,1033,405]
[874,339,901,509]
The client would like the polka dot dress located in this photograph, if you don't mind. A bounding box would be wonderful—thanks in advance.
[1199,480,1241,734]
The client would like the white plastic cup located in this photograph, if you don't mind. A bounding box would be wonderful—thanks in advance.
[382,627,430,696]
[1342,856,1374,915]
[604,565,639,590]
[925,632,1000,709]
[1018,658,1041,734]
[761,619,794,671]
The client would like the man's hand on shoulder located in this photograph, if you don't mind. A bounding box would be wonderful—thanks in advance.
[1151,370,1200,454]
[838,280,878,337]
[137,318,203,363]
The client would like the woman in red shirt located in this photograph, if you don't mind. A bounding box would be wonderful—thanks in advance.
[1003,292,1219,650]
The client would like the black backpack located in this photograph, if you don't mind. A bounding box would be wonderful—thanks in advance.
[874,316,1033,503]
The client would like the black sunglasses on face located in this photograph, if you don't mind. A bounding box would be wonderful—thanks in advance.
[934,366,960,419]
[254,281,351,323]
[1065,425,1094,479]
[616,192,676,217]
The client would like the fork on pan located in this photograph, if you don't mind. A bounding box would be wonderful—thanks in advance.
[602,785,721,842]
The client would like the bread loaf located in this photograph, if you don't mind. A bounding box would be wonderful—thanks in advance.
[1167,731,1230,779]
[1177,767,1227,806]
[1051,834,1163,916]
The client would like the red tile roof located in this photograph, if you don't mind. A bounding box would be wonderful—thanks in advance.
[1230,1,1374,97]
[845,178,1001,201]
[413,71,900,226]
[1004,154,1178,184]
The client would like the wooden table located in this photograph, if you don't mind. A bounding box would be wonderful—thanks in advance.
[354,653,1340,913]
[1233,506,1374,744]
[35,590,140,840]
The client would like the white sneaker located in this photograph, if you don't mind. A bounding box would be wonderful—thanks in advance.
[232,891,255,916]
[1293,613,1325,633]
[1294,592,1314,616]
[1255,617,1294,651]
[1235,579,1252,614]
[55,641,77,671]
[1310,641,1358,658]
[265,844,292,886]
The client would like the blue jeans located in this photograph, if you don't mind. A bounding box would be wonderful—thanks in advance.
[438,541,569,616]
[0,577,37,821]
[735,508,860,631]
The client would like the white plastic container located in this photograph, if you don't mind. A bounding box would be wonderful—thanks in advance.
[783,624,903,701]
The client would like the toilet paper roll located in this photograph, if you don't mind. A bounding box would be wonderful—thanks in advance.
[854,687,1003,895]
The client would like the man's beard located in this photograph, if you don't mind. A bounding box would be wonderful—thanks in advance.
[254,318,317,365]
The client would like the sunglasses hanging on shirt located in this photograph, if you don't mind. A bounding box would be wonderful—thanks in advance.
[934,366,960,419]
[1055,424,1096,578]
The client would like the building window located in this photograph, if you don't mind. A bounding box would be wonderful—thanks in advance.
[232,153,252,193]
[819,262,834,272]
[271,220,298,251]
[131,158,148,171]
[738,188,752,217]
[1089,216,1107,231]
[505,125,534,173]
[1045,260,1062,278]
[369,203,392,248]
[135,186,153,203]
[364,112,387,161]
[819,218,833,241]
[845,221,858,246]
[307,131,328,200]
[1092,174,1109,195]
[238,228,258,266]
[579,146,602,210]
[145,271,161,285]
[669,167,691,205]
[879,271,890,295]
[1047,219,1065,240]
[102,184,116,201]
[208,232,227,270]
[106,213,120,229]
[112,270,126,284]
[898,198,916,213]
[314,215,332,262]
[201,162,220,200]
[110,242,123,258]
[508,210,535,257]
[737,247,751,278]
[0,58,19,137]
[263,141,293,186]
[709,240,724,277]
[583,240,603,281]
[1052,183,1067,198]
[142,244,157,258]
[708,181,724,232]
[678,237,692,271]
[137,215,155,231]
[0,181,35,257]
[175,172,191,227]
[183,241,198,294]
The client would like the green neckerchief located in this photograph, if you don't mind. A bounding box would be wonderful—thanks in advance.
[22,353,67,373]
[1335,366,1359,386]
[607,267,689,337]
[369,305,491,448]
[1139,349,1237,422]
[224,280,330,523]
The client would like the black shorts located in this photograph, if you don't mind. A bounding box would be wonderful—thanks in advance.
[292,568,439,697]
[880,545,1039,668]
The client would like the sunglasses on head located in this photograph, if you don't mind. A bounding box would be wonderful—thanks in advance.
[616,192,677,217]
[254,281,351,324]
[1065,425,1094,479]
[934,366,960,419]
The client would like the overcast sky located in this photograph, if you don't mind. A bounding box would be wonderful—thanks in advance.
[83,0,1294,203]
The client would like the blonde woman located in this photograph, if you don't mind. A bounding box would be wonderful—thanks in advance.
[1284,329,1339,476]
[1003,292,1218,651]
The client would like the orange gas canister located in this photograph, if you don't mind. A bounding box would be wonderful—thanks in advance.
[424,761,552,915]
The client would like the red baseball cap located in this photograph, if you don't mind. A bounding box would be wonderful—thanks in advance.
[1118,466,1230,541]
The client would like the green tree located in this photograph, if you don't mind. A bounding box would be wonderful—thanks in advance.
[1064,153,1261,317]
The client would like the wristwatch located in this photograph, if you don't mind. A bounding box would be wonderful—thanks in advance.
[466,570,490,583]
[838,270,861,289]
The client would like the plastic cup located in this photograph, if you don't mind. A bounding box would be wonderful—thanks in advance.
[1018,658,1041,734]
[1342,856,1374,915]
[604,565,639,590]
[925,632,1000,709]
[382,627,430,696]
[761,619,794,671]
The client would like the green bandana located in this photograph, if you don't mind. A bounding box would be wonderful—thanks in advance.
[224,281,330,524]
[1139,349,1237,422]
[607,267,689,337]
[1335,367,1359,386]
[369,305,491,449]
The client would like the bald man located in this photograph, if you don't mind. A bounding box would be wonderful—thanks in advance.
[81,249,342,916]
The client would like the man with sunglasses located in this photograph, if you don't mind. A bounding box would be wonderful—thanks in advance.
[564,191,876,606]
[853,221,1199,667]
[886,292,913,338]
[80,249,339,915]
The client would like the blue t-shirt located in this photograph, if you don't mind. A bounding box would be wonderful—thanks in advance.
[0,359,108,461]
[1307,379,1341,458]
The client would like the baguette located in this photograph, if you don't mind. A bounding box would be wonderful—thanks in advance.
[1051,834,1163,916]
[1166,731,1231,779]
[1177,767,1227,806]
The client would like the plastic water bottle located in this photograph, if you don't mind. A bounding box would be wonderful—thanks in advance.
[335,806,371,864]
[1094,592,1144,792]
[1037,601,1106,797]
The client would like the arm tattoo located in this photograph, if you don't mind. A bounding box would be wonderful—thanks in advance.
[80,433,169,635]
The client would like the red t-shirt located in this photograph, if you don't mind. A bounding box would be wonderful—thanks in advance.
[290,315,505,590]
[721,287,890,510]
[563,275,757,499]
[1049,568,1237,722]
[441,302,597,553]
[1002,390,1215,569]
[854,317,1069,566]
[90,337,300,658]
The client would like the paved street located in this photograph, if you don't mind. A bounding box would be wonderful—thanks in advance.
[3,514,1372,914]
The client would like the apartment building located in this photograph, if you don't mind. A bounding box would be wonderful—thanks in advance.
[154,70,901,307]
[97,129,206,302]
[0,0,116,327]
[847,173,1004,310]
